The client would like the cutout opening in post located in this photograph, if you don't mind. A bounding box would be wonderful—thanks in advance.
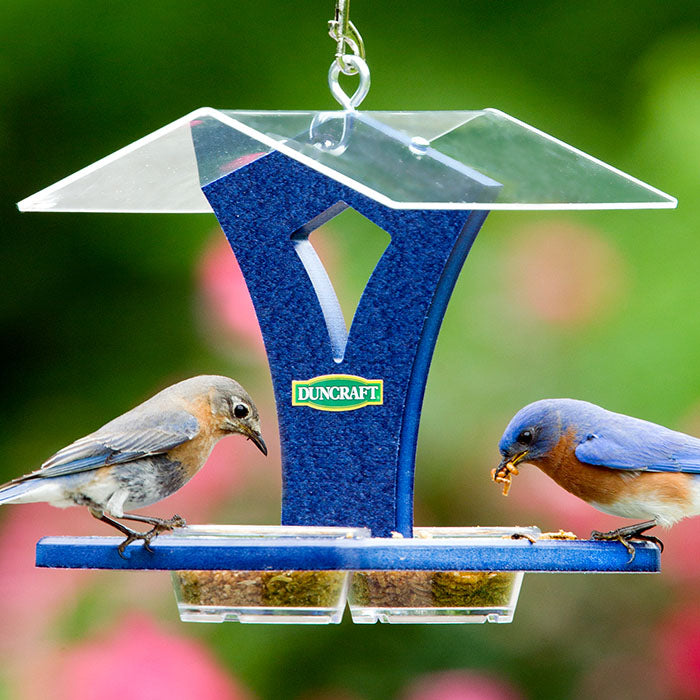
[291,202,391,363]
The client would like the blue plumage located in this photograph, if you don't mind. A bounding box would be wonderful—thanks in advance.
[0,480,36,505]
[500,398,700,474]
[35,409,200,479]
[496,398,700,556]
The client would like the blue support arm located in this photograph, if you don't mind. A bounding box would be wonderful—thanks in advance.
[36,536,660,573]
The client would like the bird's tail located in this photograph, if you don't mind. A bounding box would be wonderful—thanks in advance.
[0,479,39,505]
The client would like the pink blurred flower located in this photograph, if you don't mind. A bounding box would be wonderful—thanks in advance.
[197,234,265,353]
[197,217,348,356]
[400,670,524,700]
[658,605,700,699]
[0,504,97,655]
[0,431,272,685]
[44,612,252,700]
[506,220,627,325]
[645,518,700,581]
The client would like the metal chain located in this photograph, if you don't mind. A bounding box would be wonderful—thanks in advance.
[328,0,366,75]
[327,0,370,110]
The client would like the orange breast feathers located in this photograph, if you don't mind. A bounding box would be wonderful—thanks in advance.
[166,397,218,480]
[529,431,695,511]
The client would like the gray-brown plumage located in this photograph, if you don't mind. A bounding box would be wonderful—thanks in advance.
[0,375,266,554]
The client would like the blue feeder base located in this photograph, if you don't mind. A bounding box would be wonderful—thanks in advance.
[36,533,659,624]
[36,536,660,573]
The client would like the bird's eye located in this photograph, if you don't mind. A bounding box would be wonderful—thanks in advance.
[517,429,534,445]
[233,403,249,419]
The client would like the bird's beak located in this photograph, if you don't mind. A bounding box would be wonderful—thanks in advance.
[242,426,268,456]
[492,451,529,495]
[496,450,528,473]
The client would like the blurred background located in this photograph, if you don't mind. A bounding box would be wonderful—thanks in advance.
[2,1,700,698]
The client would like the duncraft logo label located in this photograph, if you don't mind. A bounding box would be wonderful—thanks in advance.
[292,375,383,412]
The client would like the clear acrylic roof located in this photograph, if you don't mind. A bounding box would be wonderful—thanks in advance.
[17,107,676,213]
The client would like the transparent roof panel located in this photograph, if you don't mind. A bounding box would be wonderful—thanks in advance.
[17,108,676,213]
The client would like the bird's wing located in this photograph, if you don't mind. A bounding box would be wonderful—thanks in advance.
[575,419,700,473]
[25,410,200,480]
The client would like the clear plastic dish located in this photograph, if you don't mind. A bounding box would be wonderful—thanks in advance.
[348,526,539,624]
[171,525,367,624]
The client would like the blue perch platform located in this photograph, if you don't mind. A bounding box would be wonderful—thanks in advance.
[35,535,660,573]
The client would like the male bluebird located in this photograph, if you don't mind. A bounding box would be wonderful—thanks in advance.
[493,398,700,559]
[0,375,266,555]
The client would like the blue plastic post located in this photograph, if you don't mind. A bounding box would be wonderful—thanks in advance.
[198,148,487,537]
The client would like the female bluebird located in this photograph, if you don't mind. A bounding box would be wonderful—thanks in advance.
[494,399,700,559]
[0,375,266,555]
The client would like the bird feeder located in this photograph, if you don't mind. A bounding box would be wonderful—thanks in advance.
[22,105,673,624]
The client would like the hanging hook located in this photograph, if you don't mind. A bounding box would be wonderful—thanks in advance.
[328,54,370,110]
[310,54,369,154]
[328,0,366,76]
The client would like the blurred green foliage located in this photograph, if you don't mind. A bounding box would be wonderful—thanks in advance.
[2,1,700,699]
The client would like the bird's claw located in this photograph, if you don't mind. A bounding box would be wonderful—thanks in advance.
[591,521,663,564]
[632,532,665,553]
[169,514,187,529]
[591,529,638,563]
[117,533,139,558]
[148,514,187,533]
[116,514,187,557]
[618,535,637,563]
